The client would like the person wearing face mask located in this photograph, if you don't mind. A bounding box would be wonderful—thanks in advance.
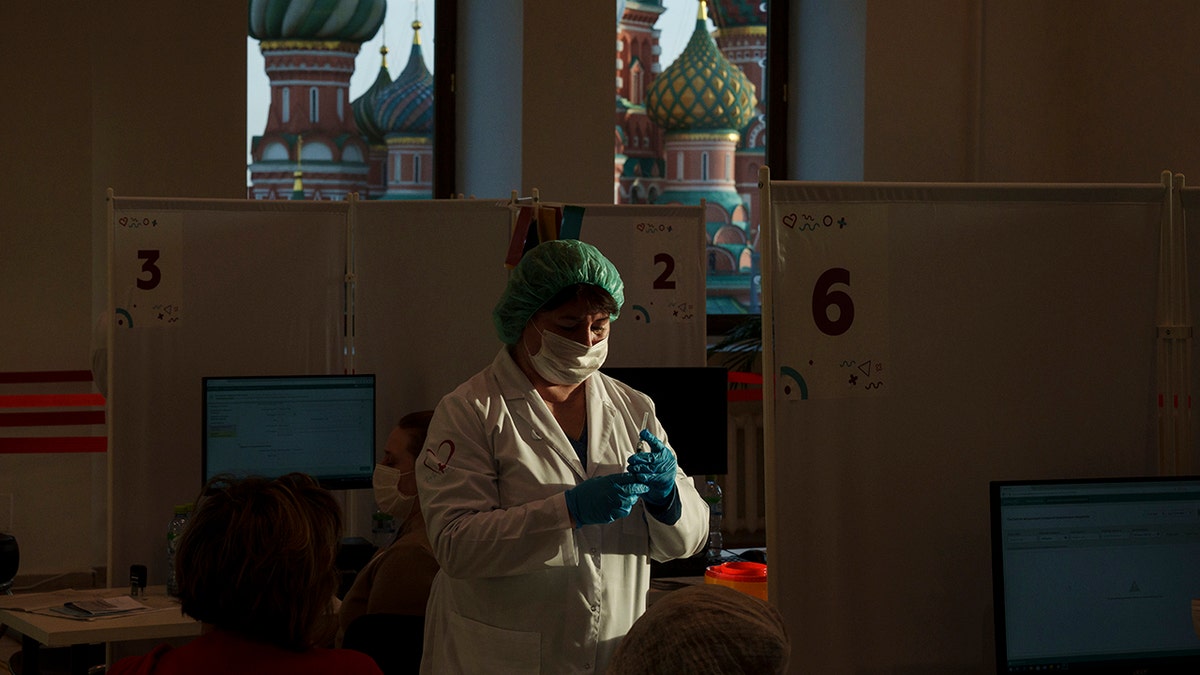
[338,410,438,653]
[416,239,708,674]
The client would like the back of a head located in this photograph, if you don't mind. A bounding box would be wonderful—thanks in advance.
[176,473,342,651]
[607,584,791,675]
[397,409,435,457]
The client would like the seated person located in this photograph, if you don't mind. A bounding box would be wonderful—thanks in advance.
[338,411,439,645]
[606,584,791,675]
[108,473,382,675]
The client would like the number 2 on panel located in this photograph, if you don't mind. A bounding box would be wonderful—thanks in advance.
[812,267,853,336]
[652,252,676,290]
[136,249,162,291]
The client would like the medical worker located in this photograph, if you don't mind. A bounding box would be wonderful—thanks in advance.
[416,239,709,674]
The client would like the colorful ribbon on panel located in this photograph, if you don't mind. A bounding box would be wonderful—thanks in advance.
[0,371,106,454]
[504,200,588,268]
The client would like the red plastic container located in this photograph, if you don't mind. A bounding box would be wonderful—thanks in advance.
[704,561,768,600]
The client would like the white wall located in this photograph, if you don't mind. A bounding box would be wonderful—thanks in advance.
[0,2,245,577]
[862,0,1200,182]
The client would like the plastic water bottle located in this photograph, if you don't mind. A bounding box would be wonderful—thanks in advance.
[700,475,724,561]
[166,503,192,597]
[371,511,396,549]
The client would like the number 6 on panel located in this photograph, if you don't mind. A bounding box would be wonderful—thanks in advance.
[811,267,853,336]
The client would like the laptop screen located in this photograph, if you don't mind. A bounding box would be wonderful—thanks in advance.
[990,476,1200,673]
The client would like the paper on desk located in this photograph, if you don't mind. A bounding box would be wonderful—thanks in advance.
[0,590,151,621]
[56,596,149,617]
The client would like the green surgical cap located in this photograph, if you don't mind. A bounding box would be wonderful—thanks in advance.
[493,239,625,344]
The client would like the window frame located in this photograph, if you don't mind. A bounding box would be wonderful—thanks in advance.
[433,0,457,199]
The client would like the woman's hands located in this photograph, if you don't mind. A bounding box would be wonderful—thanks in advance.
[627,429,678,506]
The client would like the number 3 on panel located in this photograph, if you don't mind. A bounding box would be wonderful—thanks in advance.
[136,249,162,291]
[812,267,853,336]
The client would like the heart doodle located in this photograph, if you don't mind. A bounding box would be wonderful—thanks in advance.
[119,217,128,227]
[636,223,645,231]
[423,439,456,474]
[782,213,797,229]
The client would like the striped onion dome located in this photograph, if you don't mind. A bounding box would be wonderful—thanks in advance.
[374,21,434,136]
[353,46,393,145]
[248,0,385,42]
[646,1,757,132]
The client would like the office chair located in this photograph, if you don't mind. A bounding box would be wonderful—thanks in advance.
[342,613,425,675]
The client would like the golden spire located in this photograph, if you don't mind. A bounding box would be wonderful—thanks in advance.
[413,0,422,45]
[698,0,707,21]
[380,44,389,69]
[291,135,304,199]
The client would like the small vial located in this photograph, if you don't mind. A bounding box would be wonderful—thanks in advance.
[637,412,650,452]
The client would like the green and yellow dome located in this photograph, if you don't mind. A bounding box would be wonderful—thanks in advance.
[646,1,757,133]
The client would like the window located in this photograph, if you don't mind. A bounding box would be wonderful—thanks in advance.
[301,141,333,162]
[630,62,644,105]
[261,141,288,161]
[616,0,775,319]
[246,2,444,200]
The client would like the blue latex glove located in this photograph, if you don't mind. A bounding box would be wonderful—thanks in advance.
[627,429,678,506]
[564,473,649,527]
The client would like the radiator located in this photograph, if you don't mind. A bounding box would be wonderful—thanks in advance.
[722,402,766,535]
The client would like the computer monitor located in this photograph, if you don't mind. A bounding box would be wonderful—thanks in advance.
[990,476,1200,674]
[202,374,376,490]
[600,366,728,476]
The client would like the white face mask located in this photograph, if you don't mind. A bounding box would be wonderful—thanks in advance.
[372,464,416,521]
[526,325,609,385]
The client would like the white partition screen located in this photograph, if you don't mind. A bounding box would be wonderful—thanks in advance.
[108,196,350,584]
[352,199,514,434]
[760,175,1168,673]
[573,203,706,367]
[1180,183,1200,473]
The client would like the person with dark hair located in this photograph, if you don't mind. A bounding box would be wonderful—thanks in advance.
[416,239,709,673]
[337,410,439,672]
[107,473,382,675]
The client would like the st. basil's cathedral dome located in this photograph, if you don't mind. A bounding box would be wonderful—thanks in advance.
[374,20,434,138]
[645,3,757,134]
[249,0,386,42]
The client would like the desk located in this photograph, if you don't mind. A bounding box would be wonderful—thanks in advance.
[0,586,200,675]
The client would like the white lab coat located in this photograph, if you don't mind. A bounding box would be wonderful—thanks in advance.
[416,348,709,674]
